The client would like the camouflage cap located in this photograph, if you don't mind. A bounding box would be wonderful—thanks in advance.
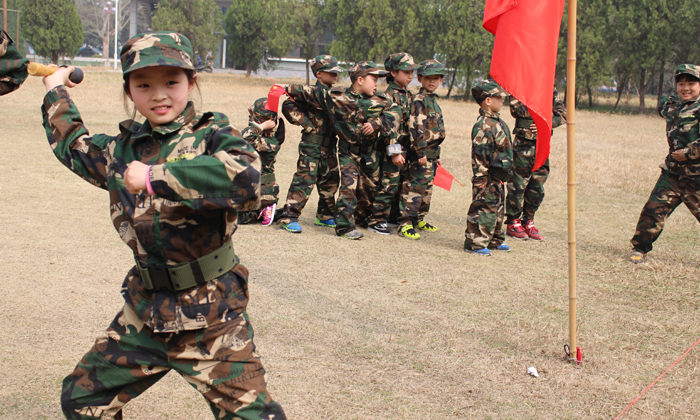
[311,55,345,75]
[249,98,277,122]
[417,59,446,77]
[120,31,194,76]
[384,52,417,72]
[471,79,508,103]
[674,64,700,81]
[348,61,388,82]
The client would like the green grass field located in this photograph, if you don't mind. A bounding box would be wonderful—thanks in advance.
[0,70,698,419]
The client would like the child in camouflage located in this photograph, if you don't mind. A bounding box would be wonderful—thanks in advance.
[629,64,700,264]
[40,32,286,419]
[397,59,447,240]
[0,27,28,95]
[239,97,285,226]
[464,79,513,256]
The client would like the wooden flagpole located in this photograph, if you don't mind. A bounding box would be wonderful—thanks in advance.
[566,0,579,363]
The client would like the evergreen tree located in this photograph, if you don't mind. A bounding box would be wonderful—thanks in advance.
[21,0,83,63]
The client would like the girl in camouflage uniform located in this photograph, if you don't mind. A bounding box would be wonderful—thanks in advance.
[41,32,285,420]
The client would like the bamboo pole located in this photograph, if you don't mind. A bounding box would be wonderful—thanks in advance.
[566,0,578,363]
[3,0,7,33]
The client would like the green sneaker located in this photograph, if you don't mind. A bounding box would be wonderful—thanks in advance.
[315,218,337,228]
[416,221,438,232]
[340,229,364,240]
[399,225,421,240]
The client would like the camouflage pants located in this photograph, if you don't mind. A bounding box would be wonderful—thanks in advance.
[398,158,437,228]
[631,170,700,253]
[61,272,285,420]
[464,177,506,250]
[369,151,407,225]
[506,137,549,223]
[279,141,339,223]
[239,150,280,224]
[335,145,381,235]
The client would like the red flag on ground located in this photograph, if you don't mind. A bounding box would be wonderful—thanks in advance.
[434,163,455,191]
[265,84,287,112]
[483,0,565,170]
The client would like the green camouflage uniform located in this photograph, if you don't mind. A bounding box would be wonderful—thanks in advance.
[631,64,700,254]
[464,80,513,250]
[0,28,28,95]
[506,89,567,223]
[369,53,416,227]
[279,55,343,224]
[45,32,285,420]
[398,60,446,229]
[285,61,401,236]
[239,97,285,224]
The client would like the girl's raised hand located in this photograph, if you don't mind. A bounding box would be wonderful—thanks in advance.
[43,65,78,91]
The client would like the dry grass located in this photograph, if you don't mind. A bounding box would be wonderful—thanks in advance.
[1,69,699,419]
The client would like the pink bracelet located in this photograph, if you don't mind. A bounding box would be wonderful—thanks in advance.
[145,166,154,195]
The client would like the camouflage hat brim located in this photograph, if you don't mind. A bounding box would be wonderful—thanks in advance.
[120,32,195,75]
[420,68,446,76]
[674,64,700,81]
[350,68,388,81]
[393,62,418,71]
[314,64,346,74]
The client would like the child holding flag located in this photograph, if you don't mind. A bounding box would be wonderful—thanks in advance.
[397,59,447,240]
[464,79,513,256]
[41,32,286,419]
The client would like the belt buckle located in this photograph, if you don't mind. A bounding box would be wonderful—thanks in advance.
[148,265,174,291]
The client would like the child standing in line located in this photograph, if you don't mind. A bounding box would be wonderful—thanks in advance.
[239,97,285,226]
[41,32,285,419]
[368,52,416,235]
[397,59,446,240]
[464,79,513,256]
[629,64,700,264]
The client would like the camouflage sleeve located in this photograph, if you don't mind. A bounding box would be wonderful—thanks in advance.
[380,99,401,146]
[42,86,114,189]
[281,98,314,132]
[471,120,494,178]
[0,29,28,96]
[286,84,329,114]
[509,98,531,119]
[409,99,429,158]
[658,94,678,118]
[552,97,567,129]
[241,124,268,151]
[149,113,260,210]
[684,108,700,160]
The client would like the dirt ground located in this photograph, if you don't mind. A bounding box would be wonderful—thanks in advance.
[0,70,698,419]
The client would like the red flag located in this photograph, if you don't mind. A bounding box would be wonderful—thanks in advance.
[483,0,565,170]
[434,163,455,191]
[265,84,287,112]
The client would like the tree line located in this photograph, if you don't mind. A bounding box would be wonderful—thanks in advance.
[13,0,700,113]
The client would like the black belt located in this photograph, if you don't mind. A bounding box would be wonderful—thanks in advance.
[339,139,375,155]
[301,132,324,145]
[136,240,238,291]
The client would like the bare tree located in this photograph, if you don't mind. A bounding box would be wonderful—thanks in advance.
[76,0,130,65]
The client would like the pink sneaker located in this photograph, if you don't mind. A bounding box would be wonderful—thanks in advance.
[258,203,276,226]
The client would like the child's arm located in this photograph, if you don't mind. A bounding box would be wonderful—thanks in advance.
[409,99,430,162]
[657,93,679,118]
[241,119,276,152]
[281,99,315,132]
[471,122,495,181]
[552,95,567,129]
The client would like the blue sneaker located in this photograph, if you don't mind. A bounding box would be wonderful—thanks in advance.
[315,218,337,228]
[490,244,511,252]
[464,247,492,256]
[281,221,302,233]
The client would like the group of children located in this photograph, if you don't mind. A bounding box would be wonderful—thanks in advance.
[1,25,698,418]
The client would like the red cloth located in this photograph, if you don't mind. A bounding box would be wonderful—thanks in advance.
[483,0,565,170]
[434,163,454,191]
[265,85,287,112]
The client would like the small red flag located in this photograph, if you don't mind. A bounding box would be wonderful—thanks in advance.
[434,163,455,191]
[265,84,287,112]
[483,0,565,170]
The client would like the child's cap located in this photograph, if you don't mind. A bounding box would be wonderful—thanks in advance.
[120,31,194,76]
[471,79,508,103]
[311,55,345,75]
[417,59,446,77]
[348,61,388,82]
[384,53,417,72]
[249,98,277,122]
[674,64,700,82]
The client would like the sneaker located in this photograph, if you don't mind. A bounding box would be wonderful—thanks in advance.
[489,244,511,252]
[628,250,646,264]
[368,222,391,235]
[416,221,438,232]
[258,203,276,226]
[315,218,337,228]
[281,221,302,233]
[399,225,421,240]
[506,219,529,240]
[523,220,544,241]
[341,229,364,240]
[464,247,492,256]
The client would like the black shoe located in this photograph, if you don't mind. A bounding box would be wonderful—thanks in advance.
[368,222,391,235]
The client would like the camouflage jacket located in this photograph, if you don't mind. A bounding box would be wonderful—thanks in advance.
[510,93,567,140]
[282,80,334,140]
[42,87,261,333]
[241,103,285,153]
[384,81,414,141]
[285,84,401,147]
[658,93,700,176]
[471,108,513,181]
[0,28,28,96]
[409,87,446,159]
